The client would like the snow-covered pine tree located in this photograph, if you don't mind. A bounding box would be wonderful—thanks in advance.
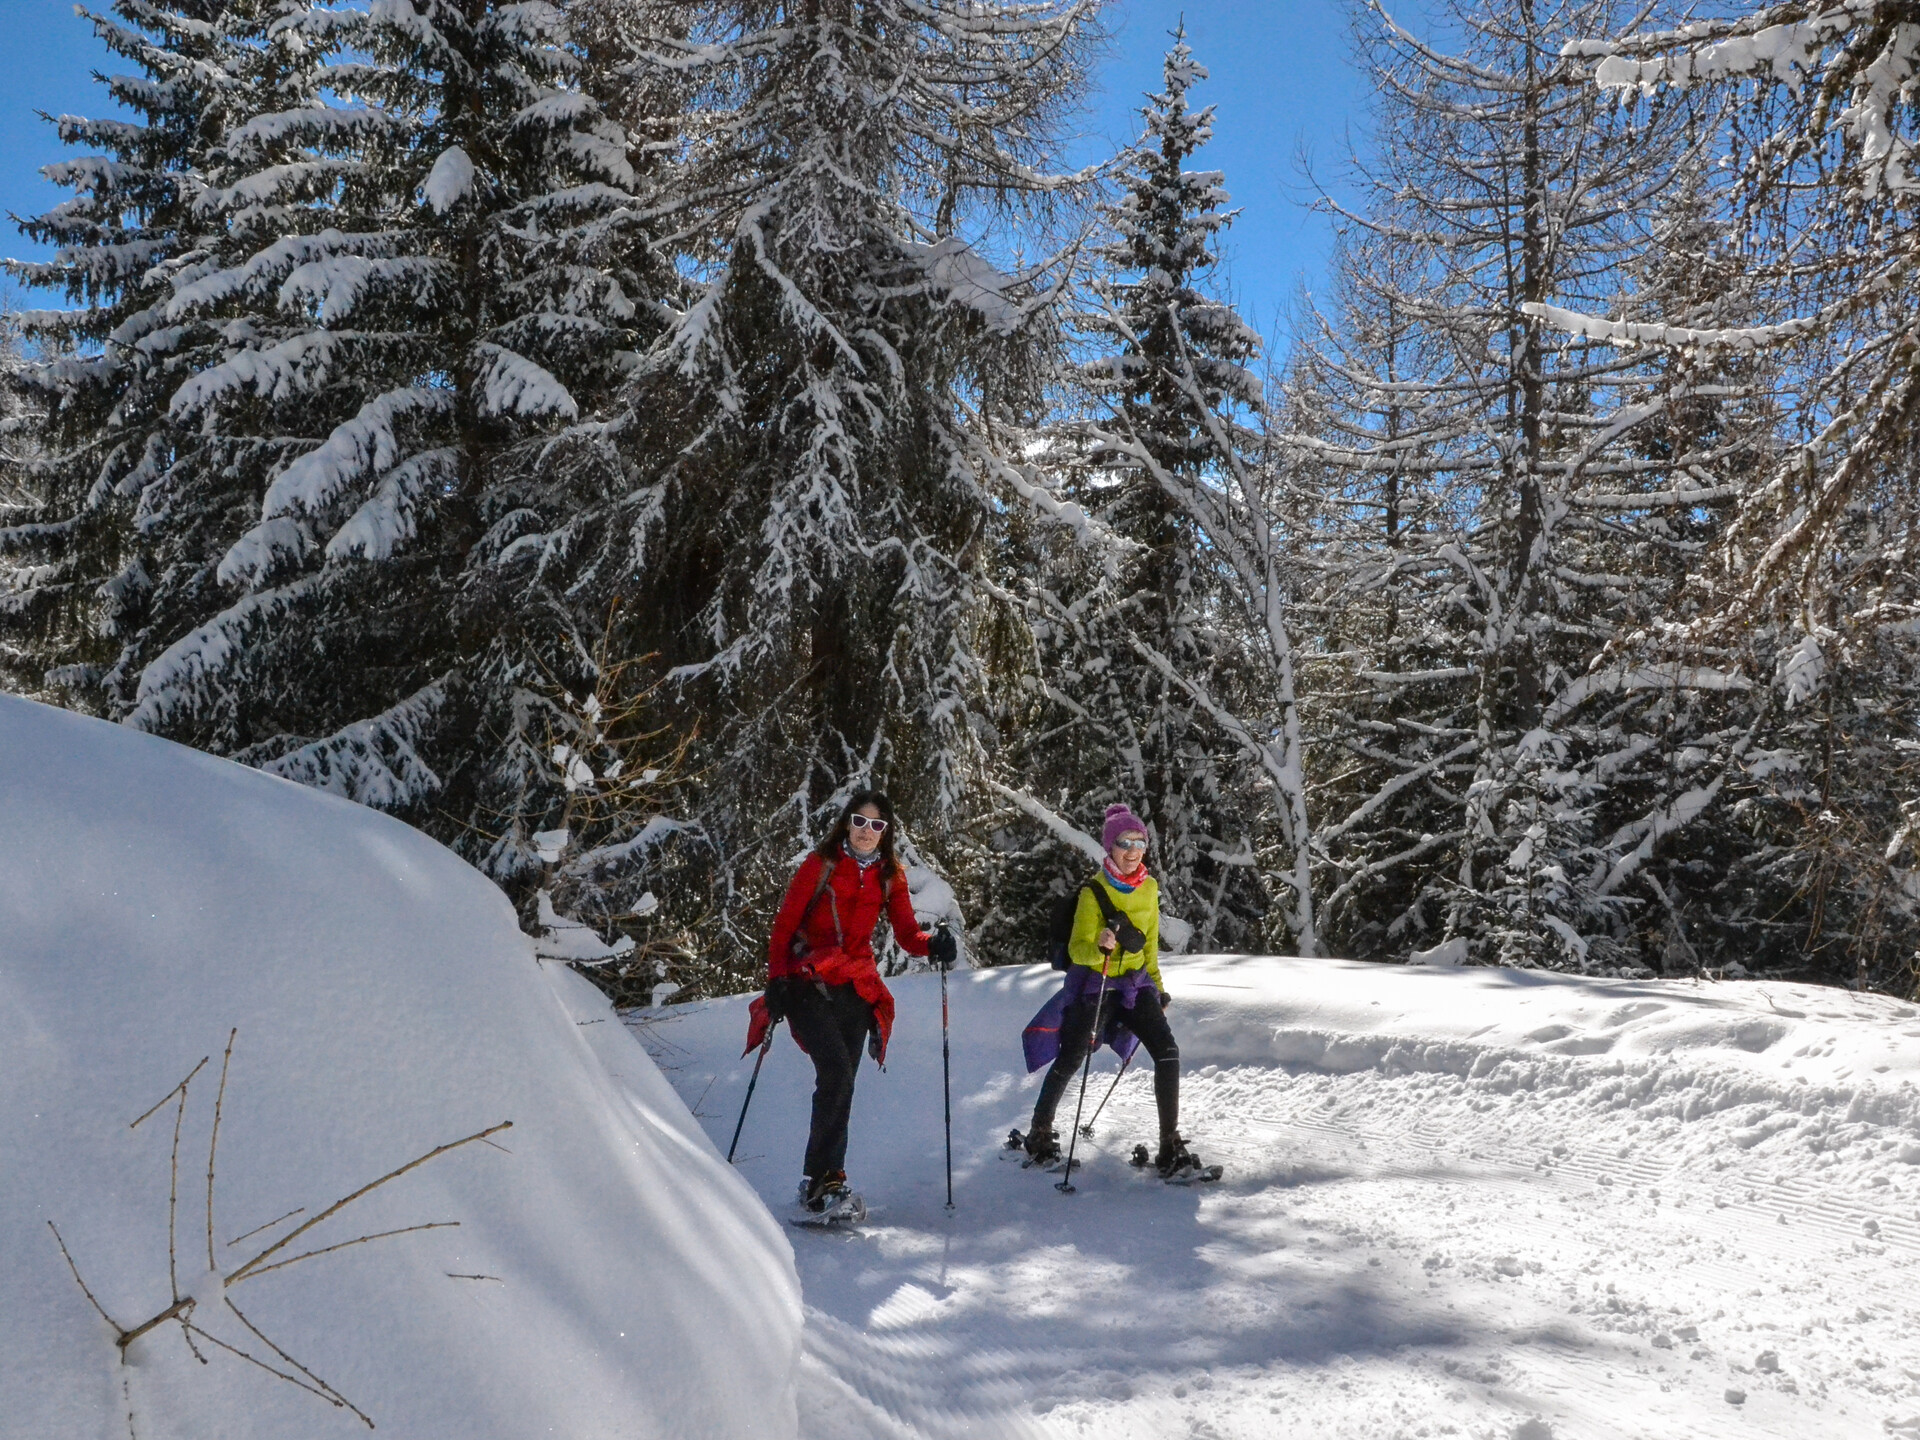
[0,0,262,708]
[0,306,39,506]
[1282,0,1745,972]
[993,31,1305,956]
[608,0,1105,982]
[73,0,683,940]
[0,305,47,687]
[1546,4,1920,990]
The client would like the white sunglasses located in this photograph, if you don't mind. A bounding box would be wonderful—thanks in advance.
[849,814,889,834]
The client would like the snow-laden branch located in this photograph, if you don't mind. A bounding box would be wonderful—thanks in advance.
[984,779,1105,864]
[257,679,450,810]
[1544,665,1752,726]
[1523,300,1816,352]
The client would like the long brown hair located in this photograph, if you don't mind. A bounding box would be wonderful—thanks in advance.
[814,789,902,878]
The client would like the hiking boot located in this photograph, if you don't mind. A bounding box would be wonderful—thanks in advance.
[1023,1124,1061,1166]
[1154,1131,1198,1178]
[803,1169,850,1212]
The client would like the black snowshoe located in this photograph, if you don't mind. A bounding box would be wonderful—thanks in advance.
[1131,1134,1223,1185]
[1005,1126,1078,1174]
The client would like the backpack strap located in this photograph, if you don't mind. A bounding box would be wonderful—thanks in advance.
[1084,877,1123,927]
[800,855,836,925]
[1083,873,1146,954]
[786,855,838,965]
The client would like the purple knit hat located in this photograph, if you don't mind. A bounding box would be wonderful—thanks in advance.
[1101,803,1149,852]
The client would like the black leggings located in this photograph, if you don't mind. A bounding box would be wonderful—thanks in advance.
[1033,989,1180,1136]
[784,980,875,1181]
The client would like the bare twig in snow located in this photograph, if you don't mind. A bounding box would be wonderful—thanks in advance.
[226,1121,511,1285]
[129,1056,208,1130]
[55,1041,508,1434]
[181,1322,361,1421]
[227,1207,304,1248]
[206,1029,236,1271]
[47,1221,121,1331]
[223,1296,374,1429]
[238,1222,459,1283]
[118,1298,194,1351]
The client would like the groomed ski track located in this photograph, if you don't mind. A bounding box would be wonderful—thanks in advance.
[631,956,1920,1440]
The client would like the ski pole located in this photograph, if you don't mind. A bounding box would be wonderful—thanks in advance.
[726,1020,779,1164]
[1079,1047,1135,1138]
[937,922,955,1211]
[1056,948,1116,1195]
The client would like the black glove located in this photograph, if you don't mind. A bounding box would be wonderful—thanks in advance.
[927,926,958,970]
[1158,991,1172,1010]
[762,976,795,1021]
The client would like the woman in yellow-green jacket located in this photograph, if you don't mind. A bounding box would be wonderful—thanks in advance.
[1021,804,1201,1178]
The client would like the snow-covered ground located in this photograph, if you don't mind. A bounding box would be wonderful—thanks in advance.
[2,695,800,1440]
[637,957,1920,1440]
[11,686,1919,1439]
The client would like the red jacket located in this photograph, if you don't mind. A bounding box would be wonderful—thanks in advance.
[745,849,929,1062]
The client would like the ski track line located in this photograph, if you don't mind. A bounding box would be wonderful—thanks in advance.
[798,1304,1053,1440]
[1042,1107,1887,1440]
[1231,1076,1920,1261]
[1089,1055,1920,1437]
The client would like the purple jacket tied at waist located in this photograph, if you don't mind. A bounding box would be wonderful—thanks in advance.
[1020,964,1155,1073]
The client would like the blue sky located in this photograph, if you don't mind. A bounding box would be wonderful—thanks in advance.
[0,0,1364,347]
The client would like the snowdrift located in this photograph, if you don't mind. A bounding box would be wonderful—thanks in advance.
[0,695,801,1440]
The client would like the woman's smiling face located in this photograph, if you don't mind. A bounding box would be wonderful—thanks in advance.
[847,802,885,856]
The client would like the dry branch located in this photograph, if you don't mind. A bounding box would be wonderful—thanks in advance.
[227,1207,303,1248]
[181,1322,356,1418]
[117,1297,193,1352]
[129,1056,207,1130]
[206,1029,236,1271]
[226,1121,511,1285]
[47,1221,120,1332]
[165,1082,188,1300]
[239,1221,459,1283]
[224,1296,375,1429]
[53,1038,510,1435]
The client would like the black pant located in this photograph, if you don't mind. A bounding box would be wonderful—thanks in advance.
[1033,988,1180,1136]
[785,980,875,1182]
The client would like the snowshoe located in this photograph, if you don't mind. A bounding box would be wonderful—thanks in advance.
[1137,1135,1222,1185]
[1162,1158,1223,1185]
[792,1172,867,1228]
[1005,1127,1078,1174]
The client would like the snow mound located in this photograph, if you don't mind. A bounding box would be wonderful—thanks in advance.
[0,695,800,1440]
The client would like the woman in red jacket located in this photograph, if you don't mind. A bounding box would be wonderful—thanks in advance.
[755,790,954,1215]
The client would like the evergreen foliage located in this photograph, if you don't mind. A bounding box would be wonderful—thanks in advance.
[984,31,1301,960]
[603,0,1104,979]
[5,0,1916,998]
[1,0,257,705]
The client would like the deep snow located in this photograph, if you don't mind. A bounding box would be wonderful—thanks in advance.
[0,694,801,1440]
[638,956,1920,1440]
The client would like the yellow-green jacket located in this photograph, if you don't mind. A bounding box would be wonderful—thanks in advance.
[1067,869,1163,990]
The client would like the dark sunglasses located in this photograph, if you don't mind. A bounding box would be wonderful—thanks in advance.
[849,814,889,834]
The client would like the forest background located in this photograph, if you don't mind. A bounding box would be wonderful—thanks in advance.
[3,0,1917,1004]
